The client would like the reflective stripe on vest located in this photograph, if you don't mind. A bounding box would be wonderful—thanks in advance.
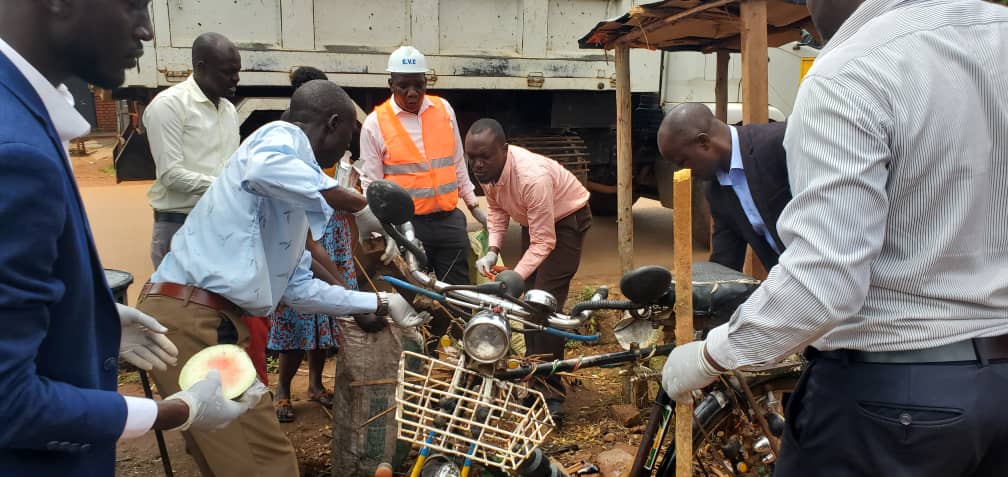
[383,156,455,175]
[375,96,458,215]
[407,180,459,199]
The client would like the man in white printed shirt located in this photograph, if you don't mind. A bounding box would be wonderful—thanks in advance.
[143,32,241,267]
[661,1,1008,474]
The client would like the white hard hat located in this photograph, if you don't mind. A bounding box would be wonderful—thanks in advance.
[387,46,428,74]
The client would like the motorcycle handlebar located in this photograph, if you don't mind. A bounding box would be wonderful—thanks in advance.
[568,298,641,317]
[383,222,427,269]
[387,224,617,333]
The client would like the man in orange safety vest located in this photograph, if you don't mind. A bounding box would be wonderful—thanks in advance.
[360,46,486,290]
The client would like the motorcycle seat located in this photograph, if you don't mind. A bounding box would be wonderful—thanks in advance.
[674,262,761,330]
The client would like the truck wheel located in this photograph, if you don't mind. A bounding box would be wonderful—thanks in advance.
[588,191,638,216]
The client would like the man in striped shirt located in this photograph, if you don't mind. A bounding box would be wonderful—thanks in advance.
[661,0,1008,473]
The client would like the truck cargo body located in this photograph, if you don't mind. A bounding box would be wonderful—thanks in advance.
[115,1,814,218]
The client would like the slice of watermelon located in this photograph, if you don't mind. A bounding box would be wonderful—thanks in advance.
[178,344,257,400]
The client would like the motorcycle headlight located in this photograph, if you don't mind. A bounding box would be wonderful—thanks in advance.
[463,310,511,363]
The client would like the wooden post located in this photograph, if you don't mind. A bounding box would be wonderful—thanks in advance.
[697,49,730,251]
[615,46,634,275]
[740,0,770,279]
[740,0,769,125]
[672,169,694,477]
[715,50,730,122]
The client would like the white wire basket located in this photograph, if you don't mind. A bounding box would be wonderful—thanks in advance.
[395,351,555,472]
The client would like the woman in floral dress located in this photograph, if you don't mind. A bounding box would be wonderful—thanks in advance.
[268,210,357,421]
[269,66,357,422]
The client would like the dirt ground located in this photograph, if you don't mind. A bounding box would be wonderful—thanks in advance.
[113,288,662,477]
[76,140,709,476]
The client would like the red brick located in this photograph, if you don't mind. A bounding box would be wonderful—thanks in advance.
[93,89,118,133]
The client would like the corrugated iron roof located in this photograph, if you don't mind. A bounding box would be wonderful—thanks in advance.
[578,0,815,52]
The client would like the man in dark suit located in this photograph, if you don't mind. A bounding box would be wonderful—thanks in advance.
[0,1,259,475]
[657,103,790,271]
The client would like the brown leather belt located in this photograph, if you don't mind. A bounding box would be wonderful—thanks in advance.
[810,335,1008,364]
[142,282,243,315]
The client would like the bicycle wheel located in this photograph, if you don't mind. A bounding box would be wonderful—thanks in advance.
[655,371,799,477]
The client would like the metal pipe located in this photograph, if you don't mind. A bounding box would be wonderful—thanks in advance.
[732,370,781,456]
[139,370,174,477]
[547,286,609,330]
[494,343,676,379]
[407,259,598,330]
[629,390,673,476]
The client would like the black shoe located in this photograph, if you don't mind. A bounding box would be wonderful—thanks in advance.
[546,400,564,427]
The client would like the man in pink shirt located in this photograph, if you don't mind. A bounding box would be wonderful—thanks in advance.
[465,118,592,423]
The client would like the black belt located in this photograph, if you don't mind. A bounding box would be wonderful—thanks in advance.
[415,209,455,219]
[153,211,187,224]
[808,335,1008,364]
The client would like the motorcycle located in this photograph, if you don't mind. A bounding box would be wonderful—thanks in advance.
[365,180,802,477]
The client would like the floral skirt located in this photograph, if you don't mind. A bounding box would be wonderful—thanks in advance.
[268,212,358,351]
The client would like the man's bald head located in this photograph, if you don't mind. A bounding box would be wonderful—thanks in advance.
[659,103,717,144]
[657,103,731,180]
[287,80,356,168]
[191,32,241,104]
[192,32,237,65]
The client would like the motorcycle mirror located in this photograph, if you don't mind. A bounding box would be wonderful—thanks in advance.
[365,180,414,226]
[494,270,525,298]
[619,265,673,304]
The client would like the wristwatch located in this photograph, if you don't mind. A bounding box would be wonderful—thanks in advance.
[375,293,390,317]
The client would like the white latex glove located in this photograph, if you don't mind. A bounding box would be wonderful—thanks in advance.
[165,370,267,431]
[475,250,499,276]
[353,205,385,244]
[381,292,433,328]
[468,203,488,229]
[661,341,723,404]
[118,303,179,371]
[380,235,400,264]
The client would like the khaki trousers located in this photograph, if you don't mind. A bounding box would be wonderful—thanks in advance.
[137,294,300,477]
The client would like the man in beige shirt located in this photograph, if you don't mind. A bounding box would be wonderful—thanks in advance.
[144,32,241,267]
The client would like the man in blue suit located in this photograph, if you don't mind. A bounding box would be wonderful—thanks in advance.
[0,1,262,475]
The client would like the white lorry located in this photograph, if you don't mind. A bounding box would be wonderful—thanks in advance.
[114,0,816,214]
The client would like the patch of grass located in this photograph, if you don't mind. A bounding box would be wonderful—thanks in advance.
[576,286,598,303]
[99,164,116,176]
[117,370,139,386]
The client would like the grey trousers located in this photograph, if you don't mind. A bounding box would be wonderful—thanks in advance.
[150,220,183,268]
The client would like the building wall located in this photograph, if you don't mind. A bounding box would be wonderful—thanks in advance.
[93,89,118,134]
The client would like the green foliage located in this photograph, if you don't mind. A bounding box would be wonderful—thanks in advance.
[576,286,597,303]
